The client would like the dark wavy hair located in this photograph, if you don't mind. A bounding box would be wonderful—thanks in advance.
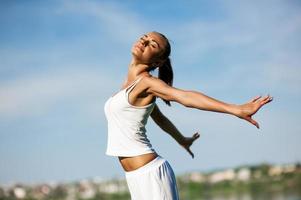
[150,32,173,106]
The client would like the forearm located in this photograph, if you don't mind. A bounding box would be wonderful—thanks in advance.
[153,115,185,145]
[183,90,240,116]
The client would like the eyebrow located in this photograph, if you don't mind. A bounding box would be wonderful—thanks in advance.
[144,34,161,48]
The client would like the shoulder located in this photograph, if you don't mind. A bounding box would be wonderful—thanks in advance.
[141,74,167,88]
[138,74,170,97]
[142,76,187,102]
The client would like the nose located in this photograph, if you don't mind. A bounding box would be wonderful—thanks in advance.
[141,39,149,46]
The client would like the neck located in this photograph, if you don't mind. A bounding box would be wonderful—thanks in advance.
[128,58,151,77]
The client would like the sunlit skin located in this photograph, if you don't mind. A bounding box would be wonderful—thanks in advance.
[118,32,273,172]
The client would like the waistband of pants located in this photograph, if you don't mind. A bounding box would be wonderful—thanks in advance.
[125,155,166,178]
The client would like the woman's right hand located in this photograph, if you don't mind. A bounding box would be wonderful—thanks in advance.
[235,95,273,129]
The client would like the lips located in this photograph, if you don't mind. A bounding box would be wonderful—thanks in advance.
[135,44,144,52]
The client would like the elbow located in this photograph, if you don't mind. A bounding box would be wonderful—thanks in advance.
[183,101,194,108]
[178,90,194,108]
[154,117,167,129]
[184,102,193,108]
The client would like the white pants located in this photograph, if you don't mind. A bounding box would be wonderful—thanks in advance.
[125,155,179,200]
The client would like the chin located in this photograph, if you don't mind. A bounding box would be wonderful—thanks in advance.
[131,51,138,57]
[131,49,142,58]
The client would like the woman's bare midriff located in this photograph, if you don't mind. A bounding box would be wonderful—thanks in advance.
[118,152,158,172]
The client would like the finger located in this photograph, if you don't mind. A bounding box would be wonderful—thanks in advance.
[193,132,200,139]
[194,134,200,140]
[250,95,262,103]
[261,95,273,105]
[186,148,194,158]
[247,117,260,129]
[262,94,271,101]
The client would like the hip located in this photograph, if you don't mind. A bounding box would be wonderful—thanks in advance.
[118,152,159,172]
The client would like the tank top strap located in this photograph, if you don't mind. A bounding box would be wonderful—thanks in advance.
[125,76,144,95]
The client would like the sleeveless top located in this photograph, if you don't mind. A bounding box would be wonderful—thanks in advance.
[104,76,156,157]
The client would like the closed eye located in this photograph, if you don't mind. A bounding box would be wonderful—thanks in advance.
[151,41,158,48]
[140,34,159,49]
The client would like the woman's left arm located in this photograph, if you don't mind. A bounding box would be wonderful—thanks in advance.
[150,103,200,158]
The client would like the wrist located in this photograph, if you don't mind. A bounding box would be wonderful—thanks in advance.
[177,136,186,145]
[226,104,241,117]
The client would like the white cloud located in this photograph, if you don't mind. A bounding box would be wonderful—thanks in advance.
[172,1,301,58]
[58,0,149,44]
[2,0,300,120]
[0,68,115,119]
[167,0,301,95]
[1,0,152,120]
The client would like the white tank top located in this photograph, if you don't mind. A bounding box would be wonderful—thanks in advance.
[104,76,156,157]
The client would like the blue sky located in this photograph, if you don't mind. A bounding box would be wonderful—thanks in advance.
[1,0,301,186]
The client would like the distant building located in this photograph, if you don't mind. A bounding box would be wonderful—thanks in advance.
[269,166,283,176]
[268,164,296,176]
[283,164,296,173]
[13,187,26,199]
[236,168,251,181]
[100,182,119,194]
[189,172,206,183]
[78,180,95,199]
[209,169,235,184]
[99,180,128,194]
[31,184,51,199]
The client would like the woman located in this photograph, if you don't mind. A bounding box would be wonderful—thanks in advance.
[104,31,273,200]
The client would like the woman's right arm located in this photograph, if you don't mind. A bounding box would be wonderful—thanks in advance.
[145,76,273,129]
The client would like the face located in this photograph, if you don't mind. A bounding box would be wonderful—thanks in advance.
[131,32,167,65]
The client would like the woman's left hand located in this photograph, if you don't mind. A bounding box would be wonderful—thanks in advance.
[235,94,273,129]
[180,132,200,158]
